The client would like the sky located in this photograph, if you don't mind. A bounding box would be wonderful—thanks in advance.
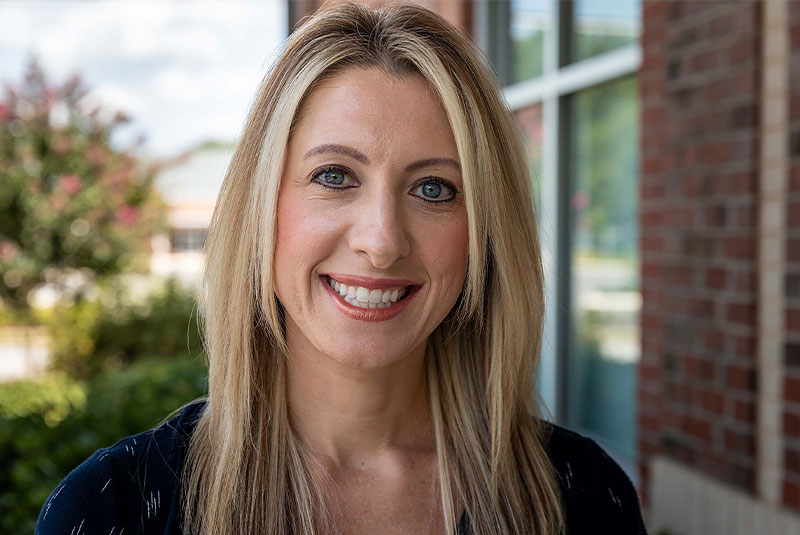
[0,0,288,158]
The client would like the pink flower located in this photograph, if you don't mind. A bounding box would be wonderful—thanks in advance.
[0,102,8,122]
[115,204,138,225]
[58,174,82,195]
[0,241,19,262]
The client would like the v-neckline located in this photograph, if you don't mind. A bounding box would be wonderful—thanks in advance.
[455,509,469,534]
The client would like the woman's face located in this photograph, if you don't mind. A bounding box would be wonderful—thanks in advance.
[274,66,468,369]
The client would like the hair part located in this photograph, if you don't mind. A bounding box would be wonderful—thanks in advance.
[182,2,565,534]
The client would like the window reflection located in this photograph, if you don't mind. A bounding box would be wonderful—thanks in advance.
[567,76,639,458]
[511,0,550,83]
[571,0,640,63]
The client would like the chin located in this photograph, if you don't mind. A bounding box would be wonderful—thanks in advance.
[324,340,422,371]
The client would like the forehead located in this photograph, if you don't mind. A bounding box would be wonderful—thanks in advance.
[289,67,458,160]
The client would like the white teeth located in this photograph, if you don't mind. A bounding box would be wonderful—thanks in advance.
[327,277,409,309]
[356,287,370,302]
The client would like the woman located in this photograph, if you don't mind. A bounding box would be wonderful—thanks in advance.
[37,2,648,534]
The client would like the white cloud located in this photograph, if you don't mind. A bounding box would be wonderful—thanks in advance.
[0,0,287,157]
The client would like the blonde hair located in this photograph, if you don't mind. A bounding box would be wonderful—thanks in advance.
[182,2,565,534]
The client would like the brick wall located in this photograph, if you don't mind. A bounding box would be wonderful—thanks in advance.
[786,0,800,511]
[639,0,762,505]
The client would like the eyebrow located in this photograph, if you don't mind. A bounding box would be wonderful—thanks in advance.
[303,143,460,173]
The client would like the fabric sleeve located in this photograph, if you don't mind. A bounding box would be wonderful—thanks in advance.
[585,437,649,535]
[35,447,128,535]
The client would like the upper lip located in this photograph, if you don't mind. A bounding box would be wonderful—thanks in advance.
[322,273,421,289]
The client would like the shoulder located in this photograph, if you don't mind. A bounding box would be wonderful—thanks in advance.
[36,399,207,535]
[543,422,649,535]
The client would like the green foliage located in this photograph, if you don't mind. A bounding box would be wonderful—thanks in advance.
[0,57,169,310]
[571,76,638,257]
[0,372,86,426]
[0,356,207,534]
[43,277,204,379]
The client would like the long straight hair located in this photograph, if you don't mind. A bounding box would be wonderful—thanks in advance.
[182,2,565,534]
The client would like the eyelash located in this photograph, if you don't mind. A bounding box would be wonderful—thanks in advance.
[309,165,460,204]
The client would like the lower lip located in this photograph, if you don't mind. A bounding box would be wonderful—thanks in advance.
[320,277,417,322]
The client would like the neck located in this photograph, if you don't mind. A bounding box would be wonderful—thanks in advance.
[285,336,434,469]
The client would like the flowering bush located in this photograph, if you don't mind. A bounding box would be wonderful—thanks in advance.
[0,58,169,310]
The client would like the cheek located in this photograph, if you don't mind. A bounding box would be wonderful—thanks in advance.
[415,213,469,293]
[274,193,336,296]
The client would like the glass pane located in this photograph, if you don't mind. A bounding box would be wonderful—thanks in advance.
[567,76,639,459]
[571,0,641,63]
[510,0,551,83]
[514,102,543,208]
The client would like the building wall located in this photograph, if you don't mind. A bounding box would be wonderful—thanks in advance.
[639,0,762,504]
[786,0,800,511]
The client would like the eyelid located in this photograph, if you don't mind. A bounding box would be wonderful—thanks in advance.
[309,165,460,202]
[309,164,359,187]
[409,177,459,203]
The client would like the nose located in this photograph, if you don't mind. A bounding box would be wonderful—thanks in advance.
[348,187,411,269]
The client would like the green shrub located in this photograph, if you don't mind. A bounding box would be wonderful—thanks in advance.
[44,277,204,379]
[0,355,207,534]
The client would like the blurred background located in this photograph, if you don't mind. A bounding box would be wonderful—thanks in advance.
[0,1,796,534]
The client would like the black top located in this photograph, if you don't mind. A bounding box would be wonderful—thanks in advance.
[36,401,648,534]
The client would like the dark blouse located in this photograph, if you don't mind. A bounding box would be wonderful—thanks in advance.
[36,400,648,534]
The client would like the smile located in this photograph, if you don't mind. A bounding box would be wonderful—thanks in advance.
[325,276,411,309]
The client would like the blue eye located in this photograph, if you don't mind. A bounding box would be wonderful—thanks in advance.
[322,169,345,185]
[411,179,457,203]
[422,183,441,198]
[311,165,355,189]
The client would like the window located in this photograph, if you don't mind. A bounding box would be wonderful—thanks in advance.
[481,0,642,478]
[569,0,641,64]
[566,76,640,458]
[170,229,207,252]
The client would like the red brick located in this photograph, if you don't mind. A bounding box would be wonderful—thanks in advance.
[736,272,755,293]
[684,355,716,381]
[706,204,728,228]
[789,167,800,193]
[724,428,754,456]
[788,308,800,332]
[786,448,800,473]
[726,303,755,326]
[698,389,724,415]
[704,329,724,352]
[724,237,754,260]
[789,239,800,264]
[784,411,800,438]
[727,365,756,390]
[642,234,665,252]
[683,414,713,442]
[690,298,714,317]
[734,335,755,358]
[783,480,800,509]
[734,400,755,424]
[785,377,800,404]
[641,312,662,330]
[640,361,661,382]
[705,268,727,290]
[790,201,800,227]
[639,413,660,434]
